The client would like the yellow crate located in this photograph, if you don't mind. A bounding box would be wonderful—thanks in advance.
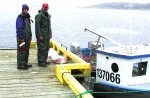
[30,41,37,48]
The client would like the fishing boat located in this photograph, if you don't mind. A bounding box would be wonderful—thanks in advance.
[83,28,150,98]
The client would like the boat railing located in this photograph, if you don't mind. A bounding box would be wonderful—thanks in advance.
[84,28,150,54]
[84,28,126,50]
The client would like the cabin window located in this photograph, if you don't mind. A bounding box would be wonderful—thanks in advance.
[111,63,119,73]
[132,61,148,77]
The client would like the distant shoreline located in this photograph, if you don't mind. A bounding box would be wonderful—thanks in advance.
[82,2,150,10]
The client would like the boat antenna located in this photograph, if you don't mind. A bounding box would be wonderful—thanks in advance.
[118,2,133,50]
[117,25,120,43]
[130,2,133,52]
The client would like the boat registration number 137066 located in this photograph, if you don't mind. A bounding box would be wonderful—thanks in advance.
[97,68,120,84]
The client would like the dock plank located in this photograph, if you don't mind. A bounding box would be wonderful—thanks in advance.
[0,49,75,98]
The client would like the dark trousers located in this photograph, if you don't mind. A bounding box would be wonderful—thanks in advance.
[37,37,50,65]
[17,37,31,67]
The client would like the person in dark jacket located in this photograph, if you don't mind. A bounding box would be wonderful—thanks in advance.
[35,3,52,67]
[16,4,32,70]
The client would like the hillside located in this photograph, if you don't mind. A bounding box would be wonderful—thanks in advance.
[84,2,150,10]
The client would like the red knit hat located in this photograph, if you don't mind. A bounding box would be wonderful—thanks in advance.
[42,3,49,8]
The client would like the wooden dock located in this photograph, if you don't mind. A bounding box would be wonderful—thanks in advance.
[0,49,75,98]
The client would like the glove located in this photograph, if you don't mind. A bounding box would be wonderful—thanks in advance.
[18,39,26,51]
[39,36,43,40]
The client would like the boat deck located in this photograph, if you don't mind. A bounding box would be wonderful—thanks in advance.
[0,49,75,98]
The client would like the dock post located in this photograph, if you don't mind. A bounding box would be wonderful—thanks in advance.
[89,77,95,95]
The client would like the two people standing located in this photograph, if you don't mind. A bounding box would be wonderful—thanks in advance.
[16,3,52,70]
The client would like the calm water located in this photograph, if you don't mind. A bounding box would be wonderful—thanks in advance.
[0,6,150,49]
[0,5,150,98]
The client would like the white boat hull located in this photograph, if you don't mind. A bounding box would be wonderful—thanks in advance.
[93,83,150,98]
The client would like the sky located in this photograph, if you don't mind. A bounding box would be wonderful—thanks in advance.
[0,0,150,8]
[26,0,150,7]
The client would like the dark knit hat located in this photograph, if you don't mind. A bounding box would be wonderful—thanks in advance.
[22,4,29,10]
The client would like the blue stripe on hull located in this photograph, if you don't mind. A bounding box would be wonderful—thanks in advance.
[95,50,150,59]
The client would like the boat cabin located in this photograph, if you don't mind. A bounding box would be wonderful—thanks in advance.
[95,45,150,86]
